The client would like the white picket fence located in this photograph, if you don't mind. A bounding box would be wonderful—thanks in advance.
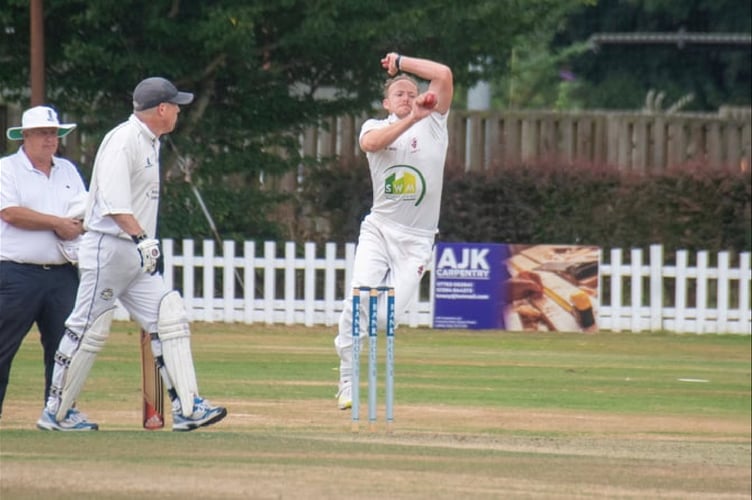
[113,240,751,334]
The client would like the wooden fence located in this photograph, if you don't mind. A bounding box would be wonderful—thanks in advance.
[3,105,749,174]
[303,109,752,173]
[112,240,751,334]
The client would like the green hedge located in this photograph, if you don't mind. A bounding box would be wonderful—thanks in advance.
[298,159,751,253]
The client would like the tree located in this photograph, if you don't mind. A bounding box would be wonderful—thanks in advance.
[553,0,752,111]
[0,0,588,240]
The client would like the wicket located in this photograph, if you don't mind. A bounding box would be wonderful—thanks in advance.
[351,286,395,433]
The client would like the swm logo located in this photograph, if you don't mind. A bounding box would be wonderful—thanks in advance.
[384,165,427,206]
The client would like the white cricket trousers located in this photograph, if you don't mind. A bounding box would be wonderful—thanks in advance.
[334,213,435,384]
[66,232,170,335]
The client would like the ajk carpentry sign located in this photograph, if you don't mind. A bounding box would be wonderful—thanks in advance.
[433,242,600,332]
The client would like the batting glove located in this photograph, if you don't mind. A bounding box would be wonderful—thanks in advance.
[133,233,161,275]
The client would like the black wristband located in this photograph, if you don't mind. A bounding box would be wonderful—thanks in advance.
[395,55,402,72]
[132,232,148,244]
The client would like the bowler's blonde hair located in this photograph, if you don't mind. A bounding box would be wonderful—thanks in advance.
[383,75,419,97]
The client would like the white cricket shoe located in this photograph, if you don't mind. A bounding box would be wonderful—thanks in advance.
[37,408,99,431]
[172,397,227,432]
[336,383,352,410]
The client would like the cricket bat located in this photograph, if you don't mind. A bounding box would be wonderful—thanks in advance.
[140,329,165,430]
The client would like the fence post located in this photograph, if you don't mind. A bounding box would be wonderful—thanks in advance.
[243,241,256,324]
[263,241,276,324]
[466,112,484,171]
[324,242,337,324]
[674,250,689,332]
[521,117,538,162]
[304,242,316,327]
[162,238,174,290]
[739,252,751,332]
[651,116,666,173]
[630,248,643,332]
[695,251,709,333]
[183,239,196,321]
[633,117,648,174]
[716,251,730,332]
[284,241,296,325]
[223,240,236,322]
[706,122,722,168]
[202,240,215,322]
[649,245,663,331]
[610,248,624,331]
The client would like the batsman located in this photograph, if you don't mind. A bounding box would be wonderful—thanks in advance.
[37,77,227,432]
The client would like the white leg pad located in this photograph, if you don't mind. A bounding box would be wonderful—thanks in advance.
[50,309,114,420]
[158,291,199,417]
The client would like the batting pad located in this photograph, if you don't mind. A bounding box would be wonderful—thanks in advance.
[158,291,199,417]
[54,309,114,421]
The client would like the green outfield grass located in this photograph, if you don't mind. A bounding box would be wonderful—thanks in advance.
[1,323,750,499]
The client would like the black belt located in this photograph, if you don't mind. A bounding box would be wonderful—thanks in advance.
[0,261,72,270]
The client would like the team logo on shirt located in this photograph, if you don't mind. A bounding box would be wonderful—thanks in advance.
[384,165,426,206]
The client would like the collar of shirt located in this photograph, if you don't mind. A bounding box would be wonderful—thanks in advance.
[15,146,59,174]
[129,113,158,145]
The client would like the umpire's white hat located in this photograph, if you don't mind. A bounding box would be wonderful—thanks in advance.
[6,106,77,141]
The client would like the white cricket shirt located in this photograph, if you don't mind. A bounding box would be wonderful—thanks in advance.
[84,114,160,240]
[0,147,87,264]
[360,110,449,232]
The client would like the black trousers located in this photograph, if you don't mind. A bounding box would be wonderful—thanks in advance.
[0,261,79,416]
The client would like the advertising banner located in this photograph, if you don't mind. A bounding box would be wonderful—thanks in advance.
[432,243,510,329]
[433,243,600,332]
[503,244,600,333]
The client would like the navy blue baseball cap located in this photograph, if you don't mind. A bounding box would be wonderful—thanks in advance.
[132,77,194,111]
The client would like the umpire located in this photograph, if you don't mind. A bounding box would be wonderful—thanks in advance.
[0,105,87,421]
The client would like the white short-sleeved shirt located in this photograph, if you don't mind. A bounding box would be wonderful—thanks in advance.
[359,110,449,232]
[0,147,87,264]
[85,114,160,239]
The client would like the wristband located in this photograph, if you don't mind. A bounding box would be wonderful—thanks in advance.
[131,232,148,244]
[395,54,402,72]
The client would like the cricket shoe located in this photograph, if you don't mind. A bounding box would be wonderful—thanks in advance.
[172,397,227,432]
[336,383,352,410]
[37,408,99,431]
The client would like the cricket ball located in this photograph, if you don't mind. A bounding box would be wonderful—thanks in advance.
[422,92,437,109]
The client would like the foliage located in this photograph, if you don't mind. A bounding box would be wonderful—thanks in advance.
[0,0,589,241]
[4,1,744,243]
[442,162,751,253]
[617,165,752,252]
[295,157,373,245]
[553,0,752,110]
[495,41,592,110]
[159,180,283,242]
[303,157,752,253]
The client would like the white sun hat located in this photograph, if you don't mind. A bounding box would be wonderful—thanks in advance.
[6,105,77,141]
